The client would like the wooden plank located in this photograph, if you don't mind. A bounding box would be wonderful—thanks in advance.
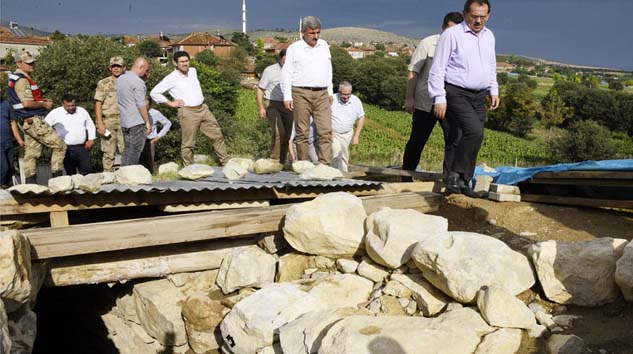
[349,164,443,181]
[533,170,633,180]
[49,211,69,228]
[43,237,259,286]
[24,192,441,260]
[377,181,442,194]
[526,178,632,187]
[521,194,633,209]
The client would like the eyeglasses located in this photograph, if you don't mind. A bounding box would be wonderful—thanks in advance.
[110,65,123,68]
[467,14,488,21]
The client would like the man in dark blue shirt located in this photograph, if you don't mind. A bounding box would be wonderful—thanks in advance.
[1,87,25,187]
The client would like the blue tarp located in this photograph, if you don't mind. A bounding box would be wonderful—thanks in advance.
[474,159,633,186]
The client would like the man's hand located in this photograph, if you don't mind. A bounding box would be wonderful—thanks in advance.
[329,95,334,105]
[17,139,25,148]
[433,103,447,119]
[150,137,160,144]
[145,121,152,135]
[351,136,360,145]
[168,99,186,108]
[258,106,267,119]
[404,97,415,114]
[85,140,94,150]
[97,123,106,136]
[284,100,294,111]
[42,99,53,111]
[490,95,500,111]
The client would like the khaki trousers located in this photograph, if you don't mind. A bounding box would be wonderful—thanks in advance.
[179,104,228,165]
[100,119,124,172]
[266,100,294,162]
[291,88,332,165]
[21,116,67,178]
[332,130,354,173]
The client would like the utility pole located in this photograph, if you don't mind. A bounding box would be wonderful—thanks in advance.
[242,0,247,34]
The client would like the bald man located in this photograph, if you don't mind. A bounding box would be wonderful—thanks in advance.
[116,57,152,166]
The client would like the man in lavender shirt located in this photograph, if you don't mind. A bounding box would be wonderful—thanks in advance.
[429,0,499,198]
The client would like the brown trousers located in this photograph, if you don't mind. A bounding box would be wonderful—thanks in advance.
[266,100,294,162]
[179,104,228,166]
[291,88,332,165]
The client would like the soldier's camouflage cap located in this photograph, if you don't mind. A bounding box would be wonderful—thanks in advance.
[14,51,35,64]
[109,56,125,67]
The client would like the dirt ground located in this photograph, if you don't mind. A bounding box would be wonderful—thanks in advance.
[432,195,633,354]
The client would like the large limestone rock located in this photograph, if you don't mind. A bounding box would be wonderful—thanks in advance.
[158,162,179,175]
[292,161,315,174]
[365,207,448,269]
[75,173,105,192]
[278,307,371,354]
[47,175,74,193]
[177,164,215,180]
[615,241,633,302]
[222,160,249,180]
[133,279,188,346]
[276,253,314,282]
[528,238,627,306]
[102,313,161,354]
[0,231,32,313]
[228,158,254,172]
[0,301,10,354]
[182,292,228,353]
[8,184,48,194]
[253,158,283,174]
[7,306,37,354]
[390,273,450,317]
[216,246,276,294]
[102,171,116,184]
[546,334,592,354]
[220,274,373,354]
[474,328,522,354]
[476,286,536,329]
[115,165,152,185]
[283,192,367,257]
[300,164,343,181]
[318,307,494,354]
[412,231,535,303]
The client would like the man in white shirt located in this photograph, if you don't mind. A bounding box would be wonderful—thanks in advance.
[140,99,172,173]
[281,16,334,165]
[257,49,293,163]
[45,94,96,175]
[330,81,365,173]
[150,51,228,166]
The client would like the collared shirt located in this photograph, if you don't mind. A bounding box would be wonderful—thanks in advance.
[409,34,440,112]
[150,67,205,107]
[281,38,333,101]
[116,71,147,128]
[147,108,172,140]
[331,94,365,134]
[258,63,284,102]
[429,21,499,104]
[44,106,96,145]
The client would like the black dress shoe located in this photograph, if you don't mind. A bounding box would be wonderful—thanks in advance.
[444,173,462,195]
[458,178,488,198]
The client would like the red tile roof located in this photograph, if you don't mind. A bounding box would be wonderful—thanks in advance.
[176,32,234,46]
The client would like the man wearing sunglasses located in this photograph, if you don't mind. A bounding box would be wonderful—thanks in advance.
[94,56,126,172]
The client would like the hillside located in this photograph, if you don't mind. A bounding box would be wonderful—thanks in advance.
[249,27,418,46]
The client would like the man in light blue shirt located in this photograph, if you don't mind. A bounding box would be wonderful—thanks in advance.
[330,81,365,172]
[429,0,499,198]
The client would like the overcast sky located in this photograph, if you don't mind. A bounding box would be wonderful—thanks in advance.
[2,0,632,70]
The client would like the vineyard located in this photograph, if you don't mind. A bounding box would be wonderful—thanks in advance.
[234,88,553,171]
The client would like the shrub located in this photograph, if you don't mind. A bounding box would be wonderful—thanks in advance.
[550,120,616,162]
[488,81,537,137]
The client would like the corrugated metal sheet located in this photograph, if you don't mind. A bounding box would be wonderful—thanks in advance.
[9,168,380,196]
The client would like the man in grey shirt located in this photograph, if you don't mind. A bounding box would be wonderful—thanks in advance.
[117,57,152,166]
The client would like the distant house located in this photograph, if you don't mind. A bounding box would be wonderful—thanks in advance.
[123,35,139,47]
[496,61,516,73]
[346,48,364,60]
[173,32,236,58]
[261,38,280,53]
[147,32,173,65]
[0,23,51,61]
[385,45,400,57]
[362,46,377,57]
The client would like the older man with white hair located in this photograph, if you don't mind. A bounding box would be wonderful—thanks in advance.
[330,81,365,173]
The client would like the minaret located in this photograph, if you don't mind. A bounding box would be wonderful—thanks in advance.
[242,0,247,34]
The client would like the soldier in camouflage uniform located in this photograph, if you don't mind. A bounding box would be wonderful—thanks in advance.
[8,51,66,184]
[94,56,125,171]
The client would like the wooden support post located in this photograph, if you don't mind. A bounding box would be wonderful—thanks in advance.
[49,211,69,228]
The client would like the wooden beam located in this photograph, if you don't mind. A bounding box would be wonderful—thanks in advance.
[533,171,633,180]
[24,192,441,260]
[349,165,443,181]
[525,178,632,187]
[377,182,442,194]
[49,211,69,228]
[42,237,259,287]
[521,194,633,209]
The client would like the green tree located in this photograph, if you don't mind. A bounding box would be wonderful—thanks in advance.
[231,32,255,55]
[540,87,572,129]
[550,120,616,162]
[50,30,66,41]
[375,43,385,51]
[194,50,218,67]
[273,36,288,43]
[330,46,356,89]
[517,74,537,89]
[340,41,352,48]
[488,81,537,137]
[582,74,601,89]
[136,39,162,58]
[609,80,624,91]
[255,52,277,76]
[497,72,509,85]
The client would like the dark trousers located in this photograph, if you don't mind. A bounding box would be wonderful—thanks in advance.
[121,124,146,166]
[402,109,452,174]
[445,83,487,182]
[64,145,92,175]
[140,139,155,174]
[1,141,16,186]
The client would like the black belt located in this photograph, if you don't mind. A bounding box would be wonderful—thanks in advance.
[67,144,85,147]
[445,82,486,94]
[293,86,327,91]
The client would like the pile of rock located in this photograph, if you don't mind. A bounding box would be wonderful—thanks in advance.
[3,191,632,354]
